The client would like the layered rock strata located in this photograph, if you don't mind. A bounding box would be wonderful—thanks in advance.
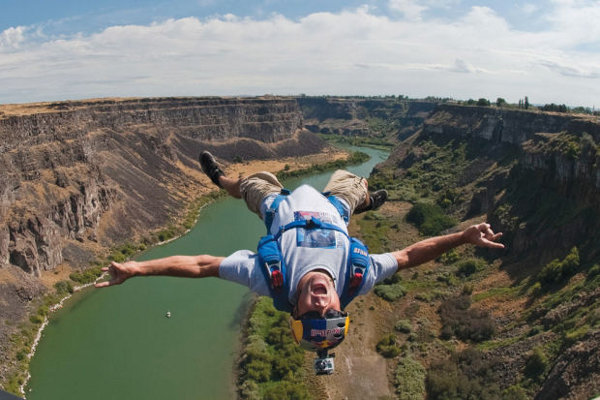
[0,97,308,275]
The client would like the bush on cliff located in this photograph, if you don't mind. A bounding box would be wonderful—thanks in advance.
[538,247,580,288]
[439,295,495,342]
[406,202,456,236]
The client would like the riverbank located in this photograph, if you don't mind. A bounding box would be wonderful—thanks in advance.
[2,145,357,397]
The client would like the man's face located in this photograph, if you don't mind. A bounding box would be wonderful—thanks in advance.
[295,271,341,317]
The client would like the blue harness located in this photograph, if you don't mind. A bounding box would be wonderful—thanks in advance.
[257,189,371,312]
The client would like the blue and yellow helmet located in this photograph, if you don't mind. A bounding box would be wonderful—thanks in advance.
[290,309,350,352]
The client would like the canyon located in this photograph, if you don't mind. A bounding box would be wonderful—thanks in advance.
[2,95,600,398]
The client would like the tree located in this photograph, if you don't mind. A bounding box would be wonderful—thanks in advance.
[496,98,507,107]
[524,96,530,109]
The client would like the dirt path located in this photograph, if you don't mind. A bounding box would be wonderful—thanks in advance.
[320,295,394,399]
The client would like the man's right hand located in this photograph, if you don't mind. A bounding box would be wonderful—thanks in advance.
[94,261,139,288]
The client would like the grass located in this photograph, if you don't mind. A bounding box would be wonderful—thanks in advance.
[472,286,520,303]
[238,297,310,399]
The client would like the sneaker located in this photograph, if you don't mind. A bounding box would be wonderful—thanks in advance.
[355,189,388,214]
[199,151,224,188]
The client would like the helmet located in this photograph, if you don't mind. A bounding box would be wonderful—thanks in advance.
[290,309,350,352]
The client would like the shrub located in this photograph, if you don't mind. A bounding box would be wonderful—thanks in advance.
[439,295,495,342]
[376,334,401,358]
[438,249,459,265]
[437,272,458,287]
[263,381,310,400]
[528,282,543,297]
[588,264,600,278]
[395,319,412,334]
[524,346,548,380]
[455,258,487,278]
[426,348,502,400]
[406,202,456,236]
[374,283,406,301]
[503,385,529,400]
[538,247,580,287]
[461,284,474,295]
[69,266,103,284]
[16,349,28,361]
[239,297,309,397]
[54,280,74,295]
[395,356,426,400]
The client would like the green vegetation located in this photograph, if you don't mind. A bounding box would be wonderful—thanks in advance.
[69,266,103,284]
[406,202,456,236]
[426,348,502,400]
[439,295,495,342]
[374,283,406,301]
[524,346,548,381]
[537,247,580,288]
[53,280,74,295]
[376,334,402,358]
[319,133,395,150]
[455,258,487,278]
[374,274,406,302]
[394,319,412,334]
[276,151,370,180]
[238,297,309,399]
[355,211,392,254]
[395,356,426,400]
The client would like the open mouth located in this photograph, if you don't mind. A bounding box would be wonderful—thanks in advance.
[311,282,328,295]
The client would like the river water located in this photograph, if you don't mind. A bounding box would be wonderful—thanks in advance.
[26,145,389,400]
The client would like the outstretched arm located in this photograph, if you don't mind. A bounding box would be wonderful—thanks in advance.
[392,223,504,271]
[94,254,225,288]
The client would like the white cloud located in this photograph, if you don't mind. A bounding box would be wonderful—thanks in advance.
[388,0,428,20]
[0,4,599,106]
[0,26,27,49]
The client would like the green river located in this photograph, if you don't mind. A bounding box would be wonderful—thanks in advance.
[26,145,389,400]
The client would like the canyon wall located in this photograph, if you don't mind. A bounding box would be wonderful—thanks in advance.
[0,97,310,277]
[423,104,600,197]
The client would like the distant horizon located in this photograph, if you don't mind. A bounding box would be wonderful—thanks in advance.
[1,1,599,108]
[1,93,595,111]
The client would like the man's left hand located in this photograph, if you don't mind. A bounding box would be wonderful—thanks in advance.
[462,223,504,249]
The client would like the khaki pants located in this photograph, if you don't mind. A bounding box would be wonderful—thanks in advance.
[240,169,368,218]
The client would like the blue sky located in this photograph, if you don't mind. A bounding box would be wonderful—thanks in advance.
[1,0,599,106]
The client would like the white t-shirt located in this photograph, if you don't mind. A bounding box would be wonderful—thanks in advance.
[219,185,398,306]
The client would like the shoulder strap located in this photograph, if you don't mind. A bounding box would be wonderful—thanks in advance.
[257,234,293,313]
[340,237,371,309]
[264,189,291,232]
[325,194,350,224]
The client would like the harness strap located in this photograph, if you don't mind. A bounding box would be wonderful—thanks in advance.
[264,189,291,232]
[274,217,349,241]
[258,186,370,312]
[324,193,350,224]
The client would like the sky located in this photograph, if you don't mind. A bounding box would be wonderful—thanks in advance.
[1,0,599,107]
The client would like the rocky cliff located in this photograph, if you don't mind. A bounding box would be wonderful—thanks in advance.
[0,97,328,387]
[0,97,309,275]
[298,96,436,140]
[371,103,600,399]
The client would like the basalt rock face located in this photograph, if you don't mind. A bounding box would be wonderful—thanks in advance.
[298,97,436,140]
[422,105,600,262]
[424,104,600,144]
[0,97,308,276]
[381,104,600,399]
